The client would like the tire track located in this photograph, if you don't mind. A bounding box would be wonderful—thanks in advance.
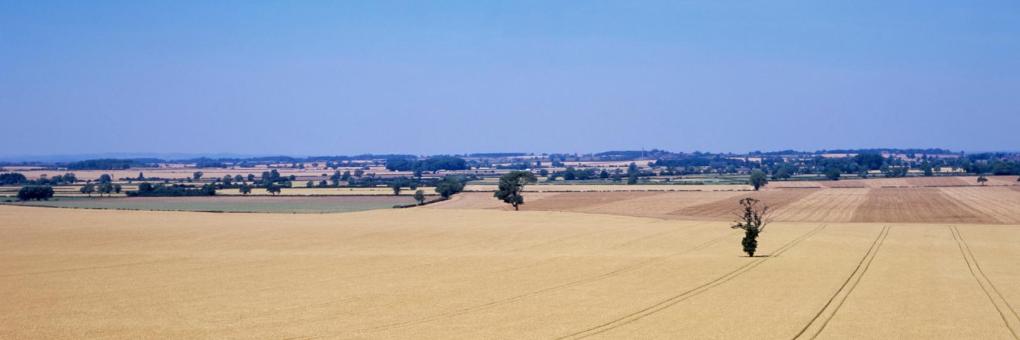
[950,225,1020,339]
[556,224,828,340]
[295,222,725,339]
[792,225,889,339]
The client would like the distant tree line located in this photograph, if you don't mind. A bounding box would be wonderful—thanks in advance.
[63,158,157,170]
[385,156,468,172]
[127,183,216,197]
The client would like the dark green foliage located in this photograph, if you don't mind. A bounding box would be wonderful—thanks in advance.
[825,167,841,181]
[434,175,466,199]
[64,159,145,170]
[386,156,468,172]
[193,171,203,180]
[18,185,54,201]
[239,184,252,195]
[390,177,410,195]
[556,167,598,181]
[731,197,769,257]
[749,169,768,190]
[494,171,537,210]
[853,153,885,170]
[98,174,113,183]
[771,165,793,180]
[80,183,96,196]
[978,175,988,185]
[266,184,282,195]
[627,162,639,185]
[414,190,426,205]
[127,183,216,197]
[0,173,28,185]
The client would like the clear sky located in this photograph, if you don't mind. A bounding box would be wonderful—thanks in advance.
[2,1,1018,157]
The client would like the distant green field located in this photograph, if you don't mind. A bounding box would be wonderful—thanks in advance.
[3,196,416,213]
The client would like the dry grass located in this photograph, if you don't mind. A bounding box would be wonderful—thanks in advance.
[2,206,1020,338]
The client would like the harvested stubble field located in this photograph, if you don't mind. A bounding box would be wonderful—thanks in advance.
[3,184,1020,339]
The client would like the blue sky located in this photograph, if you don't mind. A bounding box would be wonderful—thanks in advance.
[2,1,1018,157]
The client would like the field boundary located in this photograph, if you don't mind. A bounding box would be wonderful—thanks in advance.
[950,226,1020,339]
[792,225,890,339]
[556,224,828,339]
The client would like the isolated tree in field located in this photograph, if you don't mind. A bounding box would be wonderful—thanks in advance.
[627,162,639,185]
[978,175,988,185]
[239,184,252,195]
[97,182,114,197]
[193,171,203,180]
[113,184,122,194]
[414,189,426,205]
[749,169,768,191]
[390,178,409,196]
[80,183,95,197]
[234,175,244,183]
[266,184,282,195]
[731,197,770,257]
[434,176,466,199]
[306,180,314,188]
[494,171,537,211]
[98,174,113,183]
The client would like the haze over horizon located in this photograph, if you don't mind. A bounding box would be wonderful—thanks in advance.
[3,1,1018,157]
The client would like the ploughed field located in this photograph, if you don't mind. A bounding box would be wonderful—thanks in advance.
[3,185,1020,339]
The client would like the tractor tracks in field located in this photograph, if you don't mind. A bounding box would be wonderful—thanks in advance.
[792,225,890,339]
[291,222,725,339]
[334,223,730,336]
[950,225,1020,339]
[556,224,828,340]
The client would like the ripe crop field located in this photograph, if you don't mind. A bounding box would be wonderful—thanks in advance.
[2,184,1020,338]
[4,196,416,213]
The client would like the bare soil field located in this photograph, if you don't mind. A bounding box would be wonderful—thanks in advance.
[2,206,1020,339]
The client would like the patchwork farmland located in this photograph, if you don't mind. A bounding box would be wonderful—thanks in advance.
[3,183,1020,338]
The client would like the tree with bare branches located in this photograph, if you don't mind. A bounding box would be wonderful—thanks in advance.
[732,197,770,257]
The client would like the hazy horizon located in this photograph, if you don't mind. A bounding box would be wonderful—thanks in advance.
[3,1,1018,157]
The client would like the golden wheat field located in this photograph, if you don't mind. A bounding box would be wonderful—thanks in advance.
[3,185,1020,339]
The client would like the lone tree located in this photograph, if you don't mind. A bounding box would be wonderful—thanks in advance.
[494,171,537,211]
[239,184,252,195]
[414,189,426,205]
[80,183,96,197]
[266,184,282,195]
[434,175,466,199]
[390,178,409,196]
[749,169,768,191]
[731,197,770,257]
[626,162,639,185]
[978,175,988,185]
